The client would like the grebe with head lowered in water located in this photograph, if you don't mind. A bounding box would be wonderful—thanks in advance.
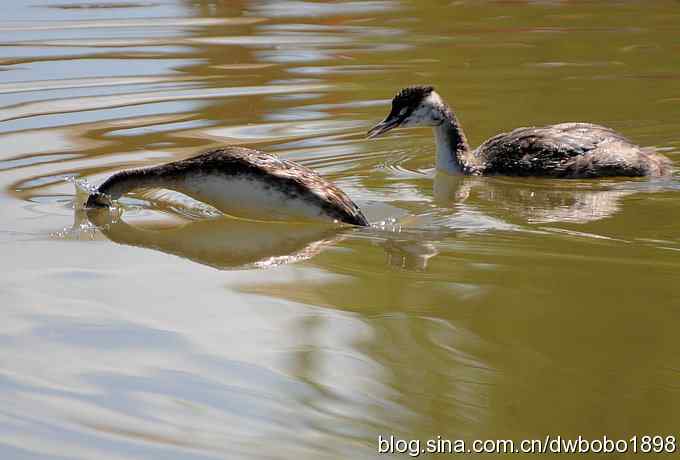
[86,146,368,226]
[368,86,672,178]
[85,86,671,226]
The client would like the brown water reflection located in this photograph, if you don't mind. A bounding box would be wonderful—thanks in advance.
[82,207,350,269]
[1,1,680,459]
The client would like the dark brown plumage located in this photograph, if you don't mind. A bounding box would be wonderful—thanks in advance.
[87,147,368,226]
[475,122,671,177]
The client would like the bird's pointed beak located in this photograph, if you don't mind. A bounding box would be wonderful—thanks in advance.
[367,116,400,139]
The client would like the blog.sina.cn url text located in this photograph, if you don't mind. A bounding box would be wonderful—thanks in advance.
[378,434,677,456]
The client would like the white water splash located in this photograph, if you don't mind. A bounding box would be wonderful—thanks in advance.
[370,216,402,232]
[65,175,99,210]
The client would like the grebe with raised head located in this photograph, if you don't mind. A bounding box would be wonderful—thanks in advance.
[86,146,369,226]
[85,86,671,227]
[368,86,672,178]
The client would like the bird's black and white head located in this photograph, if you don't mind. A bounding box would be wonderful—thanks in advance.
[367,85,447,138]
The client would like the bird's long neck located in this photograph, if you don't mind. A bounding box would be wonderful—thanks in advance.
[97,167,174,199]
[433,107,473,174]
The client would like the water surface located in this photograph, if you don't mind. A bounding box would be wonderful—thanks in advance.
[1,1,680,459]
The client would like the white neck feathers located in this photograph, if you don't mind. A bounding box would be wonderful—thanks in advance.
[434,123,462,174]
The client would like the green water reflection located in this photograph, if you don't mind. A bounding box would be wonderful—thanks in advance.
[0,0,679,459]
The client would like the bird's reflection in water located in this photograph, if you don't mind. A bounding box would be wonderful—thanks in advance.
[383,239,439,271]
[82,208,350,270]
[378,172,651,271]
[61,169,656,272]
[433,172,636,224]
